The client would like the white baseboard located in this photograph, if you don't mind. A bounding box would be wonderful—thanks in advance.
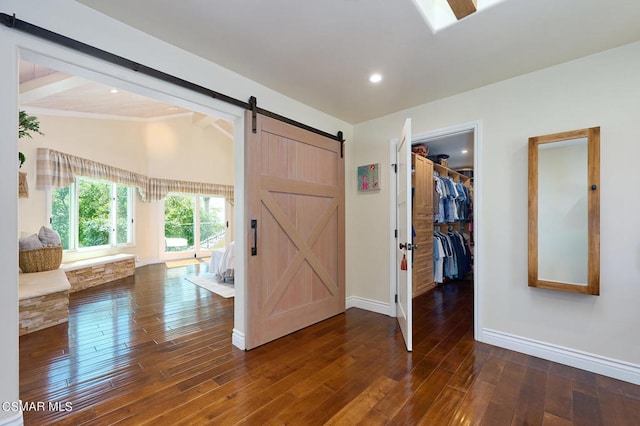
[0,411,23,426]
[232,328,245,350]
[134,259,157,268]
[480,328,640,385]
[346,296,393,317]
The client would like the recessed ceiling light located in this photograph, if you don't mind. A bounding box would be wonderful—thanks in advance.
[369,73,383,83]
[109,89,119,94]
[461,149,468,154]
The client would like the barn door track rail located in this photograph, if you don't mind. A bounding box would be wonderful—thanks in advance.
[1,13,345,157]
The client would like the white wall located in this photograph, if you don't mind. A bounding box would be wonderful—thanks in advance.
[144,116,234,184]
[0,1,352,423]
[350,41,640,379]
[17,113,234,265]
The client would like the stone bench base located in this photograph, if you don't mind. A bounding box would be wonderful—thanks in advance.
[19,254,136,335]
[62,254,136,293]
[20,290,69,336]
[19,269,70,336]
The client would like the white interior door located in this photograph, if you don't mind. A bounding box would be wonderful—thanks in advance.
[396,118,412,351]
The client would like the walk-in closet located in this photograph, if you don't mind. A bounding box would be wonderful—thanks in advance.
[411,134,474,298]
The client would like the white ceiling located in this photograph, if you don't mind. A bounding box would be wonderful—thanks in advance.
[20,61,193,119]
[74,0,640,124]
[19,60,233,139]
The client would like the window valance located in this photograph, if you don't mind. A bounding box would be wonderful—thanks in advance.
[36,148,234,204]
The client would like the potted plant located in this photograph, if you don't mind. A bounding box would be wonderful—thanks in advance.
[18,110,43,197]
[19,110,43,168]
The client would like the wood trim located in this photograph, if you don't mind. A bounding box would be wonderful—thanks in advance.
[587,127,600,295]
[535,280,592,295]
[528,127,600,295]
[447,0,477,20]
[528,137,538,287]
[259,115,340,154]
[261,176,339,198]
[530,128,589,145]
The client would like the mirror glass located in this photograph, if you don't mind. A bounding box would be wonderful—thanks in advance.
[538,138,588,285]
[528,127,599,295]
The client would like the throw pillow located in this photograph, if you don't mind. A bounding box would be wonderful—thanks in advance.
[19,234,44,250]
[38,226,62,246]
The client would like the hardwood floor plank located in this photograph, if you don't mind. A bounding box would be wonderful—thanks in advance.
[512,367,547,425]
[479,360,527,425]
[324,375,397,425]
[418,385,466,425]
[18,267,640,425]
[369,349,448,420]
[274,385,335,424]
[545,369,574,422]
[146,376,273,425]
[572,368,599,397]
[597,389,635,426]
[390,367,454,424]
[448,345,491,392]
[572,390,604,425]
[240,392,299,424]
[450,378,496,426]
[542,412,574,426]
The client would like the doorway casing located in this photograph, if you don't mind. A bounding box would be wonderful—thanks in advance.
[14,45,250,349]
[389,120,483,343]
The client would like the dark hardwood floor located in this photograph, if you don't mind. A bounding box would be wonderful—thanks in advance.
[19,264,640,425]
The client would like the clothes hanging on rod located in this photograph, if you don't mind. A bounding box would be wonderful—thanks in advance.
[433,173,472,224]
[433,229,472,283]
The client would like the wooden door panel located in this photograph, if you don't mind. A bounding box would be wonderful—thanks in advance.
[246,111,345,349]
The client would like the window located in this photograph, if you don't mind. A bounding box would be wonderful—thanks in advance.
[199,196,226,250]
[50,177,135,250]
[163,194,226,255]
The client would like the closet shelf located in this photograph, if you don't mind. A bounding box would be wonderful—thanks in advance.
[433,163,472,185]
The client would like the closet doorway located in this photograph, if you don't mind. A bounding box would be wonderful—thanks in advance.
[391,120,481,351]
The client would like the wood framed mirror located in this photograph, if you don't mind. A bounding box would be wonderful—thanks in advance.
[528,127,600,295]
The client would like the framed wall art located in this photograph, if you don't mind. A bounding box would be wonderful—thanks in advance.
[357,163,380,191]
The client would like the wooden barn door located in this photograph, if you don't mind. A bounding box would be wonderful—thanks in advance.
[245,111,345,350]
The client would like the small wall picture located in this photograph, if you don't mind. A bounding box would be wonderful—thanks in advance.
[357,163,380,191]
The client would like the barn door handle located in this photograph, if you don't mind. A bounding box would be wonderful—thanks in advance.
[251,219,258,256]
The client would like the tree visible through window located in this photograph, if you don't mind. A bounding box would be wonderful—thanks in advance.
[51,184,73,250]
[78,179,110,248]
[200,196,226,250]
[50,177,134,250]
[163,194,225,253]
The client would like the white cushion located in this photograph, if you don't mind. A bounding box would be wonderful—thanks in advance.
[19,269,70,300]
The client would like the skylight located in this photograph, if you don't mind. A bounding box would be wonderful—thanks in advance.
[412,0,509,32]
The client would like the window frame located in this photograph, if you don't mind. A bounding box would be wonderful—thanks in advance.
[160,193,228,260]
[48,176,136,252]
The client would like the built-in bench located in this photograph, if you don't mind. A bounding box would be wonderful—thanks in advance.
[19,269,71,336]
[18,254,136,335]
[61,253,136,293]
